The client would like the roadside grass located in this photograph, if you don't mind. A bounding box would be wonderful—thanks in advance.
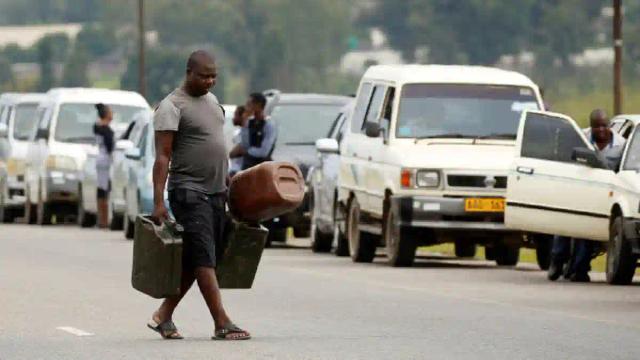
[551,85,640,127]
[419,244,607,273]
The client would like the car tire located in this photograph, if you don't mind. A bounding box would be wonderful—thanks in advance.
[123,215,135,239]
[36,186,52,226]
[110,206,124,231]
[293,225,311,238]
[533,234,552,271]
[346,197,376,263]
[494,243,520,266]
[77,187,96,228]
[606,217,637,285]
[0,185,16,223]
[311,225,333,253]
[454,240,477,258]
[266,227,287,248]
[383,207,415,267]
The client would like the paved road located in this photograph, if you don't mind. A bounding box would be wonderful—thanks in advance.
[2,224,640,360]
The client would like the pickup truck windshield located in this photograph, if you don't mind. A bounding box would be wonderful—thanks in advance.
[272,103,344,145]
[54,103,146,143]
[396,84,540,139]
[13,103,39,140]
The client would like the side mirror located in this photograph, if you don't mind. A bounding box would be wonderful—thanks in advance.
[0,123,7,138]
[364,121,382,138]
[116,139,134,151]
[315,138,339,154]
[125,147,142,160]
[36,128,49,140]
[572,147,609,169]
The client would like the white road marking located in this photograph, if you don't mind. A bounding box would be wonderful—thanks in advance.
[56,326,95,337]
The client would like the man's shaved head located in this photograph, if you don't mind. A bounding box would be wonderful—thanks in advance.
[589,108,608,127]
[184,50,217,97]
[186,50,215,72]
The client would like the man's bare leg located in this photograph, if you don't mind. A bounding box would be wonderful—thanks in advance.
[194,266,231,328]
[154,270,196,324]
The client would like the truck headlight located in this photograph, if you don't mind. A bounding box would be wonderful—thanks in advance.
[46,155,77,171]
[416,170,440,188]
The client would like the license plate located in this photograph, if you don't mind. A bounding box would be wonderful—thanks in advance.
[464,198,505,212]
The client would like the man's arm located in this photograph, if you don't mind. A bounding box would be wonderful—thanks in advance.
[151,131,174,223]
[246,122,276,158]
[229,143,246,158]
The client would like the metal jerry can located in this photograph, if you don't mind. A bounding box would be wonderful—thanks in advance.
[217,220,268,289]
[131,216,183,299]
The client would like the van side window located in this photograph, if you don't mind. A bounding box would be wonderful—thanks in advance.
[381,87,395,139]
[362,85,386,132]
[521,113,587,163]
[350,82,373,133]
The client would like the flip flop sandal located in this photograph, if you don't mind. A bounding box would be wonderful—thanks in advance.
[213,323,251,340]
[147,319,184,340]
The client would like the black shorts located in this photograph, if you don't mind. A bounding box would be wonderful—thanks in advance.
[169,188,227,270]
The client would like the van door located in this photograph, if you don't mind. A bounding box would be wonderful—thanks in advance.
[340,82,373,209]
[26,106,53,202]
[365,86,395,216]
[505,111,614,241]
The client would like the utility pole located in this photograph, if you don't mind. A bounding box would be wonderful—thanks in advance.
[613,0,622,115]
[138,0,146,98]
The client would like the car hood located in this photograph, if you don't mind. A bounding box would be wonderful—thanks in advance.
[391,143,516,171]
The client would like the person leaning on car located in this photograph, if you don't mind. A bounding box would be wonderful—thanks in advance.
[229,93,276,170]
[548,109,626,283]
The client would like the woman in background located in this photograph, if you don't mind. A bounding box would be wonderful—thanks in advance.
[94,103,114,228]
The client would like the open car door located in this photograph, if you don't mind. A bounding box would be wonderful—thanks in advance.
[505,110,615,241]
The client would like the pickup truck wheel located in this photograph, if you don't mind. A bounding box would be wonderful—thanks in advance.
[334,225,349,257]
[110,205,124,231]
[383,208,415,267]
[454,241,476,258]
[311,222,332,253]
[266,227,287,248]
[533,234,552,270]
[606,217,637,285]
[484,246,496,261]
[293,225,311,238]
[24,186,36,224]
[346,197,376,263]
[494,244,519,266]
[0,186,15,223]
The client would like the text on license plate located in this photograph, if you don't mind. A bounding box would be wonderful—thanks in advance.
[464,198,505,212]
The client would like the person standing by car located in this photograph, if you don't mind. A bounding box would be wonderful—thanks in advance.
[548,109,626,282]
[93,103,114,228]
[229,93,276,170]
[229,105,247,177]
[149,50,250,340]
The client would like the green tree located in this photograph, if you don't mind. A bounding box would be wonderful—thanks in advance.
[61,46,89,87]
[75,23,118,59]
[36,36,55,91]
[0,55,16,91]
[120,47,186,104]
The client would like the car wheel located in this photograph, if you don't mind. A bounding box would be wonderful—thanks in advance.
[77,186,96,228]
[494,243,520,266]
[454,240,477,258]
[109,204,124,231]
[0,182,14,223]
[606,217,637,285]
[332,202,349,257]
[383,207,415,267]
[36,185,52,225]
[123,215,135,239]
[310,195,332,253]
[293,225,311,238]
[532,234,552,270]
[266,227,287,248]
[346,197,376,263]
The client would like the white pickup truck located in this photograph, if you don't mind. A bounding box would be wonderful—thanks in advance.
[338,65,545,267]
[506,110,640,284]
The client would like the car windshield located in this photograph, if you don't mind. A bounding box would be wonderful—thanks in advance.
[396,84,540,140]
[623,126,640,171]
[12,103,39,140]
[271,103,345,145]
[54,103,146,143]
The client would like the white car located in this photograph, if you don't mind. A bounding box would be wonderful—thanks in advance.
[24,88,149,225]
[0,93,47,222]
[338,65,545,267]
[506,110,640,284]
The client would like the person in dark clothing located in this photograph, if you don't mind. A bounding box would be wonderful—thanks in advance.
[229,93,276,170]
[93,103,114,228]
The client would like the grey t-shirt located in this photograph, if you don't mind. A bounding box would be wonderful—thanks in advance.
[154,87,228,194]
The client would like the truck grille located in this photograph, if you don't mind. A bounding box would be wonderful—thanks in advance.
[447,175,507,189]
